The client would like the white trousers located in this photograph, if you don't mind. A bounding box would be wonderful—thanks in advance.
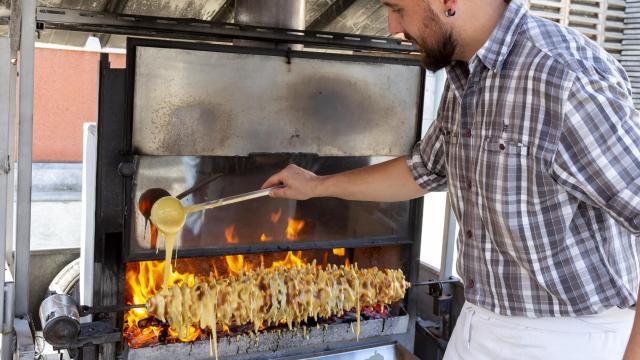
[443,302,635,360]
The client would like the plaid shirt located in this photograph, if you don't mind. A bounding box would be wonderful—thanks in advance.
[409,0,640,317]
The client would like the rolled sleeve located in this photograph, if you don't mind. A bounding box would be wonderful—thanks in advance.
[406,119,448,192]
[550,69,640,235]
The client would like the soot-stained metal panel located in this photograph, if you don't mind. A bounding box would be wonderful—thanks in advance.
[131,43,422,157]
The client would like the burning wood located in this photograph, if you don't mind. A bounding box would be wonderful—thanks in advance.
[145,262,409,341]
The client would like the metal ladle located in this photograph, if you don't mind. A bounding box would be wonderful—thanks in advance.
[137,173,224,220]
[150,185,285,234]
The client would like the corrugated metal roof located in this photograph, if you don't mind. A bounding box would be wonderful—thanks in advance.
[1,0,391,48]
[323,1,386,34]
[121,0,224,19]
[0,0,629,64]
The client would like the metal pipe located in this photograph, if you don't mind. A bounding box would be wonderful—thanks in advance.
[0,36,12,331]
[1,2,20,357]
[5,32,17,273]
[15,0,36,317]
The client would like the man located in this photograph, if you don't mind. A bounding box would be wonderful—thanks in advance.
[262,0,640,358]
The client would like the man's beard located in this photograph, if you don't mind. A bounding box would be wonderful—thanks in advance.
[407,5,457,71]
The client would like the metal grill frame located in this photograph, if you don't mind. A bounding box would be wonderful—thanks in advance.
[90,35,426,358]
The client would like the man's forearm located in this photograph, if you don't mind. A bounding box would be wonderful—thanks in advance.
[316,156,426,202]
[624,288,640,359]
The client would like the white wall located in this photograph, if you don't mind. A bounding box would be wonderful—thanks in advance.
[418,70,451,271]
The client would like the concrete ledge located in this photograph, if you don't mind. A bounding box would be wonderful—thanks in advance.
[127,314,409,360]
[32,162,82,202]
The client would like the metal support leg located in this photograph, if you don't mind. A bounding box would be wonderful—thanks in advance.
[0,35,17,360]
[7,0,20,272]
[13,317,33,359]
[15,0,36,318]
[0,36,11,331]
[1,266,15,360]
[3,1,22,358]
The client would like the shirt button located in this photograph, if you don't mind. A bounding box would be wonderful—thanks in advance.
[466,278,475,289]
[499,143,505,151]
[465,129,472,137]
[466,230,473,238]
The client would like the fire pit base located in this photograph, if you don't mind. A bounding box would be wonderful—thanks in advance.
[126,314,409,360]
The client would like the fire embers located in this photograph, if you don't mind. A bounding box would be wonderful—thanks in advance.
[145,262,409,340]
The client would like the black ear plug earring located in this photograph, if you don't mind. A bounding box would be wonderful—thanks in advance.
[446,8,456,17]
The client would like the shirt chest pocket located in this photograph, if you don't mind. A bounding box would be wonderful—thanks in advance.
[475,138,566,257]
[476,138,530,212]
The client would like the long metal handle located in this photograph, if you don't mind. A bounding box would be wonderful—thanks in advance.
[175,173,223,200]
[186,185,285,213]
[79,304,146,316]
[411,277,460,287]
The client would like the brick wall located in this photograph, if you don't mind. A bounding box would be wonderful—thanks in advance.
[32,48,125,162]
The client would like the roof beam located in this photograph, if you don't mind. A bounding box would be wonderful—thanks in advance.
[307,0,358,31]
[97,0,128,47]
[36,7,418,53]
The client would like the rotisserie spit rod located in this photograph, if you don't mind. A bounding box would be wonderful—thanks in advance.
[144,262,410,339]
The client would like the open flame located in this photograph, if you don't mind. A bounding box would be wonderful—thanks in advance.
[125,251,313,348]
[221,210,302,244]
[125,261,198,346]
[168,326,200,342]
[225,255,246,274]
[126,261,196,327]
[271,208,282,223]
[224,225,240,244]
[127,209,317,348]
[260,233,272,242]
[286,218,305,240]
[332,248,345,256]
[271,250,305,268]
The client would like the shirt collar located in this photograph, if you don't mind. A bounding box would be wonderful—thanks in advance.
[445,61,470,99]
[475,0,528,72]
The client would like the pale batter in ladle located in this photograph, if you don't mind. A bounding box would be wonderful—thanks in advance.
[149,185,284,288]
